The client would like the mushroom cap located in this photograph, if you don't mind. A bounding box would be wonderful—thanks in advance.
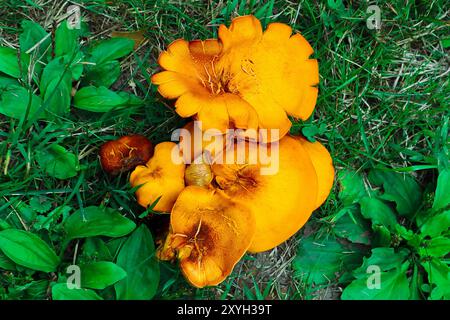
[99,134,153,175]
[212,135,318,252]
[296,137,334,209]
[169,186,255,288]
[130,142,185,212]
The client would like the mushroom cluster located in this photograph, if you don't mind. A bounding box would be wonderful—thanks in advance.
[128,15,334,288]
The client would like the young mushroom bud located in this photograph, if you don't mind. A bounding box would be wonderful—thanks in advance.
[99,134,153,175]
[184,162,213,187]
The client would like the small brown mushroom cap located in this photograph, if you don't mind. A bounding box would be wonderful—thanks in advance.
[166,186,255,288]
[99,134,153,175]
[130,142,185,212]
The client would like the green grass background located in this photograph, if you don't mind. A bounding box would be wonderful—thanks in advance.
[0,0,448,299]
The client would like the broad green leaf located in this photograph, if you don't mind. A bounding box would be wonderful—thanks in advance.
[341,248,410,300]
[0,229,60,272]
[0,47,21,78]
[342,262,410,300]
[80,261,126,290]
[64,206,136,239]
[368,169,422,217]
[421,259,450,300]
[52,283,103,300]
[333,205,371,245]
[82,60,121,88]
[62,51,84,81]
[0,84,43,120]
[35,144,79,180]
[338,170,369,205]
[40,57,72,96]
[55,20,80,57]
[115,225,160,300]
[371,225,392,247]
[43,77,72,117]
[293,235,365,286]
[359,197,398,231]
[0,75,18,87]
[87,38,134,65]
[74,86,143,112]
[353,247,409,273]
[19,20,51,60]
[419,236,450,258]
[0,251,16,270]
[420,210,450,237]
[81,237,113,261]
[38,57,72,118]
[433,168,450,211]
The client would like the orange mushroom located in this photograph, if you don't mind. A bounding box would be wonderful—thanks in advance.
[130,142,185,212]
[159,186,255,288]
[212,135,319,252]
[296,137,334,209]
[151,15,318,142]
[99,134,153,175]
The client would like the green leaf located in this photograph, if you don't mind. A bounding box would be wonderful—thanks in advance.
[0,84,43,120]
[115,225,160,300]
[35,144,79,180]
[39,58,72,117]
[55,20,80,57]
[341,248,410,300]
[87,38,134,65]
[368,169,422,217]
[0,47,21,78]
[0,75,19,87]
[409,264,422,300]
[421,258,450,300]
[0,251,16,270]
[52,283,103,300]
[30,196,52,214]
[359,197,398,231]
[0,229,60,272]
[371,225,392,247]
[338,170,369,205]
[433,168,450,211]
[82,60,121,88]
[81,237,113,261]
[419,236,450,258]
[420,210,450,237]
[442,38,450,49]
[64,206,136,239]
[293,235,365,286]
[80,261,127,290]
[353,247,409,274]
[333,205,371,245]
[34,205,72,231]
[19,20,51,60]
[8,279,49,300]
[74,86,143,112]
